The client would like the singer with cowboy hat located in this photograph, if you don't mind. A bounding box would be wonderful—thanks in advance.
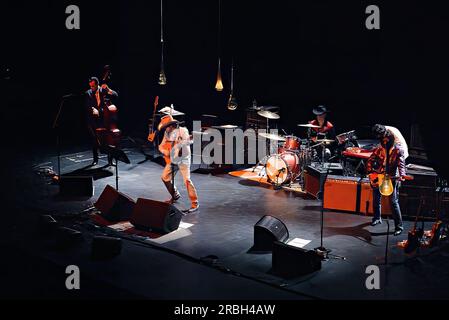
[158,114,199,213]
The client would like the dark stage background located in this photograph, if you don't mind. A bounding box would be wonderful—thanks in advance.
[3,0,449,178]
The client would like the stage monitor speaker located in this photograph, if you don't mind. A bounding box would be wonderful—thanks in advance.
[59,176,93,197]
[54,227,83,249]
[130,198,183,234]
[251,215,289,252]
[272,241,321,278]
[95,185,136,221]
[91,236,122,260]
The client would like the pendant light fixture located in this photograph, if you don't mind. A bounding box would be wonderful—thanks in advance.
[215,0,223,91]
[227,60,237,110]
[158,0,167,85]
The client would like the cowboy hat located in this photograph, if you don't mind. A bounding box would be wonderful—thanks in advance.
[158,114,179,131]
[313,105,329,115]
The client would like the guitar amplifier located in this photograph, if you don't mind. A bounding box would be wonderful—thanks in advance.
[303,164,343,198]
[323,175,392,215]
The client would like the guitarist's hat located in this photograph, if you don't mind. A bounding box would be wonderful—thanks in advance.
[158,115,179,131]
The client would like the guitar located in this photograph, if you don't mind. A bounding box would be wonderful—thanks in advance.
[404,197,425,254]
[147,96,159,142]
[423,187,444,248]
[368,172,413,188]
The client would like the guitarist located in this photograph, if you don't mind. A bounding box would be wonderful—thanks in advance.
[367,126,406,236]
[158,115,199,213]
[85,76,118,166]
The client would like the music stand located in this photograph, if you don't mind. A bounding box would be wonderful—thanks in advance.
[100,145,130,191]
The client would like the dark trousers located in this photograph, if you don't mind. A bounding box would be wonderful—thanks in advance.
[88,126,99,162]
[373,181,403,229]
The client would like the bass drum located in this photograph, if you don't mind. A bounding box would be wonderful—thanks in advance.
[266,152,301,185]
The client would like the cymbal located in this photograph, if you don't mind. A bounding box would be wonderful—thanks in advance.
[258,132,286,141]
[316,139,335,144]
[211,125,239,129]
[159,106,185,116]
[297,123,320,128]
[257,110,280,120]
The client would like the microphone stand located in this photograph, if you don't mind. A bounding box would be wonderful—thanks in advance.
[314,156,346,260]
[52,95,73,177]
[170,123,180,206]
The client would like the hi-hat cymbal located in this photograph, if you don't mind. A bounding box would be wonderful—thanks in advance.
[159,106,185,116]
[316,139,335,144]
[257,110,280,120]
[298,123,320,128]
[258,132,286,141]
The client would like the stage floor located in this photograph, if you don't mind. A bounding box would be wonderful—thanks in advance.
[4,143,449,300]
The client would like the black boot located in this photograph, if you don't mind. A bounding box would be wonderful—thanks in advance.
[162,180,181,203]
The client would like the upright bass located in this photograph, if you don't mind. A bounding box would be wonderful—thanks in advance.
[96,65,121,147]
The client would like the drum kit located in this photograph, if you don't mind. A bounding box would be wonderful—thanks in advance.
[254,112,337,188]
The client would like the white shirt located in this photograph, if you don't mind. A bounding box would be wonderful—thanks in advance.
[385,125,409,159]
[164,127,192,165]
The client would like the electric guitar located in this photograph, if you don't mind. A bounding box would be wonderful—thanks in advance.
[404,197,425,254]
[147,96,159,142]
[368,172,413,188]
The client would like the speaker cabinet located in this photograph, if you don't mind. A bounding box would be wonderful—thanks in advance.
[95,185,136,221]
[272,241,321,278]
[59,176,93,197]
[252,215,289,252]
[91,236,122,259]
[130,198,183,234]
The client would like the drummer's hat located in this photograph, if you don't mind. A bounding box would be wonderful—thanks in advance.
[313,105,329,115]
[158,114,179,131]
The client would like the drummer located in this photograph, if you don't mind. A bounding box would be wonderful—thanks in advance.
[308,105,336,160]
[309,105,336,142]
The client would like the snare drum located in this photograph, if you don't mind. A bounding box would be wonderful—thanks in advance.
[266,152,301,185]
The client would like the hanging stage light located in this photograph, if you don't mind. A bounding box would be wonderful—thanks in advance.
[158,0,167,85]
[215,58,224,91]
[227,61,237,110]
[215,0,223,91]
